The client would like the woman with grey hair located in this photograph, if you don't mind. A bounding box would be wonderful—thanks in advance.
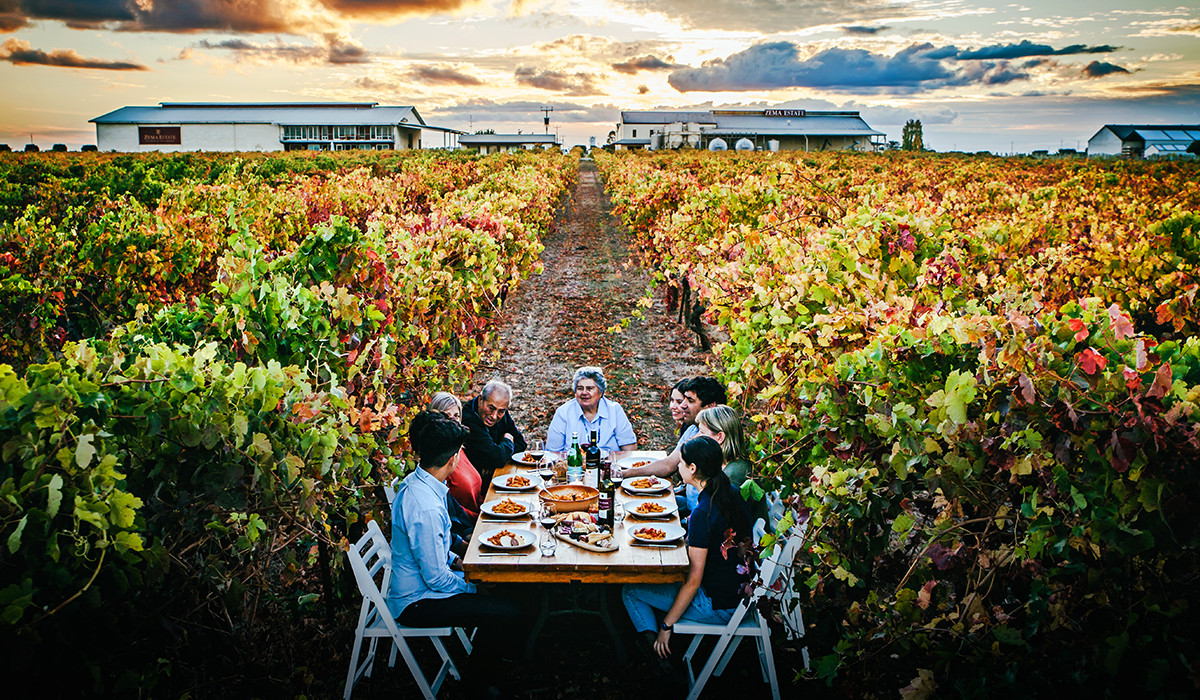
[545,366,637,452]
[428,392,484,518]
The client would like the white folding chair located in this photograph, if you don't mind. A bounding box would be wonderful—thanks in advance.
[674,522,809,700]
[343,519,474,700]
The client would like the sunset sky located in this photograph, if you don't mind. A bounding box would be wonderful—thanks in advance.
[1,0,1197,152]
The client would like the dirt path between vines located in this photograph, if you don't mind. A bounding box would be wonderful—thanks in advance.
[468,158,714,447]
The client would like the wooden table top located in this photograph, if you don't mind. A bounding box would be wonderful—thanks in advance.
[462,451,690,584]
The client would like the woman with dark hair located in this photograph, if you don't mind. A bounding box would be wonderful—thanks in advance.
[428,391,483,517]
[621,436,752,662]
[387,410,522,694]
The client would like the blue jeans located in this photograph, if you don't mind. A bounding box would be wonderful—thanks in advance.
[622,583,734,633]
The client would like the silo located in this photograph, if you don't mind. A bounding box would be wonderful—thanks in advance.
[708,138,728,151]
[735,138,754,151]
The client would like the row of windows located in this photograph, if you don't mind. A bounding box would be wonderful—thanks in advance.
[281,125,395,141]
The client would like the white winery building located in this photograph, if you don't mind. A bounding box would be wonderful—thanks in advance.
[614,109,885,152]
[1086,125,1200,158]
[90,102,464,152]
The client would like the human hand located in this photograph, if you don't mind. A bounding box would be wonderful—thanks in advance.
[450,555,463,571]
[654,629,672,658]
[504,433,514,443]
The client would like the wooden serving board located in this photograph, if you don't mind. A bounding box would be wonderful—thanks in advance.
[552,529,620,553]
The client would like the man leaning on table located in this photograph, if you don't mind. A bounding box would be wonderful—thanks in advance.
[462,378,527,485]
[545,366,638,452]
[621,376,727,478]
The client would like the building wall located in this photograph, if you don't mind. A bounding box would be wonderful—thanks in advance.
[96,123,282,152]
[1087,128,1124,157]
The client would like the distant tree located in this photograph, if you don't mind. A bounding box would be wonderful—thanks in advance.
[887,140,901,150]
[902,119,924,151]
[0,144,10,152]
[606,130,616,145]
[24,143,39,153]
[1188,140,1200,155]
[51,144,67,152]
[474,129,495,134]
[81,145,98,152]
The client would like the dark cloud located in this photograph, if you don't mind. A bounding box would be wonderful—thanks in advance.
[608,0,906,33]
[0,0,27,32]
[842,25,888,35]
[1082,61,1130,78]
[355,76,399,91]
[6,0,479,34]
[514,65,602,96]
[954,40,1120,60]
[320,0,477,18]
[668,40,1129,94]
[0,36,148,69]
[611,54,678,74]
[193,35,367,64]
[638,84,649,94]
[407,63,483,86]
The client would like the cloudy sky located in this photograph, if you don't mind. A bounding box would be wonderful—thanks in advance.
[1,0,1197,152]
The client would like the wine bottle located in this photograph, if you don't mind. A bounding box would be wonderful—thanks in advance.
[585,429,602,472]
[567,432,583,481]
[598,454,615,530]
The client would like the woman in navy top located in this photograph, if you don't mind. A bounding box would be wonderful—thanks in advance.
[622,436,752,660]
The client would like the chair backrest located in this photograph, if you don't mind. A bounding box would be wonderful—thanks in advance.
[383,477,400,506]
[755,522,808,640]
[348,519,395,618]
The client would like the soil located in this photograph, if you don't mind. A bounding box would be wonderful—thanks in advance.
[467,158,714,446]
[341,161,803,699]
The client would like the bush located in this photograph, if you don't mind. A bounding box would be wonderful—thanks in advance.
[51,144,67,153]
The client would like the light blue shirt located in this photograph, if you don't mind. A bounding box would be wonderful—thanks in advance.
[545,397,637,452]
[677,424,701,511]
[676,424,700,452]
[386,467,475,618]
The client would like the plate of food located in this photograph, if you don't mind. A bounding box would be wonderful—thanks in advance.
[511,450,547,466]
[629,523,686,544]
[616,456,656,471]
[622,476,672,494]
[479,528,535,550]
[625,498,679,519]
[480,498,532,518]
[492,473,541,491]
[552,513,618,552]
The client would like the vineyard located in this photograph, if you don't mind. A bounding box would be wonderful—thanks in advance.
[594,150,1200,697]
[0,149,576,695]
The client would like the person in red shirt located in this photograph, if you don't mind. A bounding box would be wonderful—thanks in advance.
[429,392,483,519]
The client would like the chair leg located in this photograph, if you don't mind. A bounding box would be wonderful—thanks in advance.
[456,627,475,656]
[429,636,459,690]
[714,636,745,676]
[758,635,780,700]
[685,634,736,700]
[343,628,367,700]
[682,633,705,687]
[392,636,438,700]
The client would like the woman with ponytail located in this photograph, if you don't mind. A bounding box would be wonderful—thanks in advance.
[621,435,752,663]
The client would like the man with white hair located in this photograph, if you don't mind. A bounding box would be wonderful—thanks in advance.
[545,366,637,453]
[461,379,527,484]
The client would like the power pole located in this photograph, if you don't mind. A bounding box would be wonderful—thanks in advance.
[541,106,553,135]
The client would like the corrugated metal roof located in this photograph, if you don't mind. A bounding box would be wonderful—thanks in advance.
[1102,125,1200,141]
[622,110,881,135]
[91,104,425,126]
[622,111,717,125]
[458,134,559,145]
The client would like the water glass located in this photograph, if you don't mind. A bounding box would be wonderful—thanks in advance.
[613,501,625,525]
[540,533,557,557]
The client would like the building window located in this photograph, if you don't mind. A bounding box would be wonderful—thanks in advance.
[632,129,637,137]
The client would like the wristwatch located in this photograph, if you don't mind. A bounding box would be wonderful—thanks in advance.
[660,621,673,631]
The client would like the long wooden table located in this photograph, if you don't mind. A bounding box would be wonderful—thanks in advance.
[462,451,690,584]
[462,450,689,663]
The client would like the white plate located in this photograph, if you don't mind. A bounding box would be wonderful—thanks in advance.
[623,476,671,494]
[511,451,544,466]
[480,498,533,518]
[479,528,535,550]
[492,473,542,491]
[629,523,686,544]
[616,456,658,471]
[625,498,678,519]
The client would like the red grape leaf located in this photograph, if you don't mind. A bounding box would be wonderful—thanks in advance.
[1107,303,1135,340]
[1076,348,1107,375]
[1145,362,1174,399]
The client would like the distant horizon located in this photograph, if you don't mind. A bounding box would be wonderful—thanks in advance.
[1,0,1197,153]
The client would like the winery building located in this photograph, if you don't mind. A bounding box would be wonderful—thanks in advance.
[613,109,885,152]
[89,102,464,152]
[457,133,560,154]
[1086,125,1200,158]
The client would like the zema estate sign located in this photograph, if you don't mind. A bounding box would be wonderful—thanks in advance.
[139,127,181,145]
